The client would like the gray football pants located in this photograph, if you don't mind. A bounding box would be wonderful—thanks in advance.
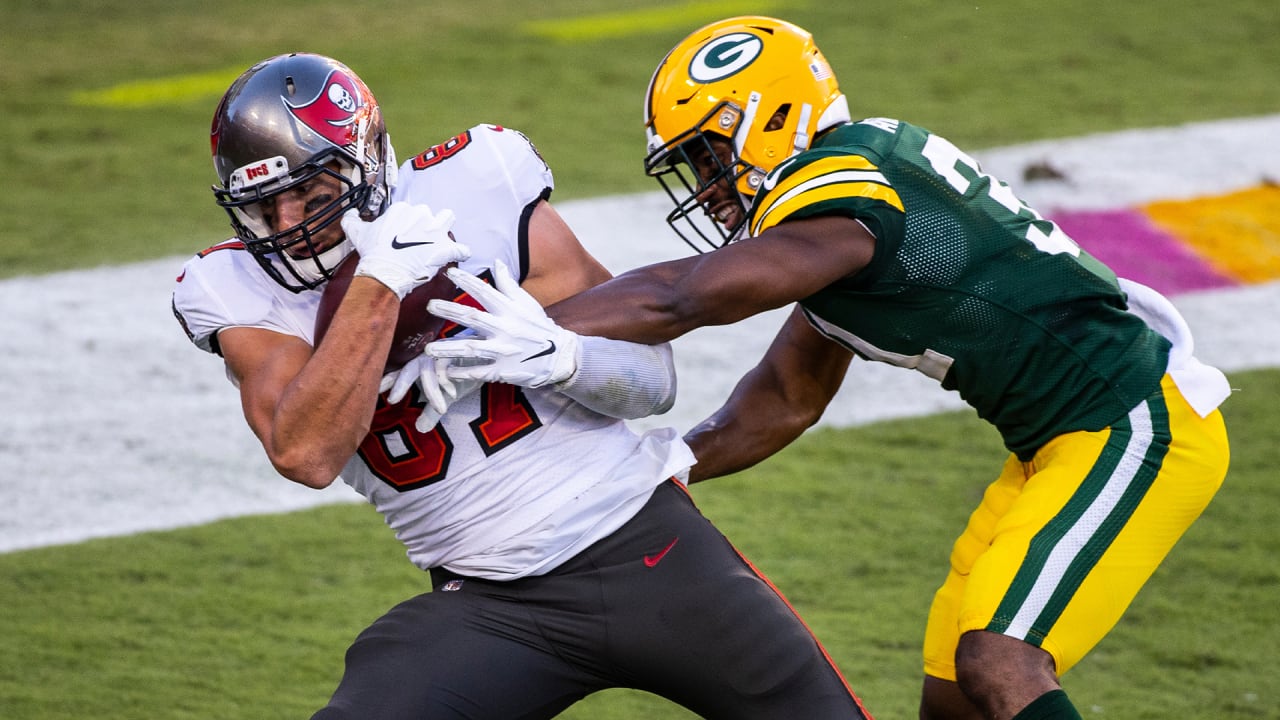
[311,480,872,720]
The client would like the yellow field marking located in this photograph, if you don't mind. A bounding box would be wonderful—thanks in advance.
[1144,184,1280,283]
[523,0,800,42]
[70,67,244,108]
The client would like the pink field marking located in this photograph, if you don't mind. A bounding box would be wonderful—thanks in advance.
[1052,208,1239,296]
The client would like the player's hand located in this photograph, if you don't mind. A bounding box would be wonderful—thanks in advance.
[341,202,470,300]
[425,260,580,388]
[379,352,481,432]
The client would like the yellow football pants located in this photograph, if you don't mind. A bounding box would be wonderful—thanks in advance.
[923,375,1230,680]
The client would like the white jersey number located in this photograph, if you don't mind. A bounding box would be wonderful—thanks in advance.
[921,134,1080,257]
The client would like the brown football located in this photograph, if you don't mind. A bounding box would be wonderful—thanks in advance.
[313,251,460,373]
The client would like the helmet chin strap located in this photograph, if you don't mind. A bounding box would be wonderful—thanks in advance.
[362,138,397,221]
[791,103,813,156]
[382,139,398,191]
[736,91,769,196]
[736,91,762,159]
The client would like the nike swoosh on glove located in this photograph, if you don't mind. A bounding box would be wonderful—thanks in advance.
[424,259,580,388]
[341,202,471,300]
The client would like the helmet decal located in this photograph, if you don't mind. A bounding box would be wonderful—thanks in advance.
[285,70,366,149]
[688,32,763,83]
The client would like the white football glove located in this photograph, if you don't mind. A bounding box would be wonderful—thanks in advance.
[425,259,580,388]
[379,352,482,433]
[341,202,471,300]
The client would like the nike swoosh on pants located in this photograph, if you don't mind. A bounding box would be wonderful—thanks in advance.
[644,537,679,567]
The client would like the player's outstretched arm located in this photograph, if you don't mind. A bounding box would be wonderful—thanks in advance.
[545,214,875,345]
[428,262,677,419]
[684,307,853,482]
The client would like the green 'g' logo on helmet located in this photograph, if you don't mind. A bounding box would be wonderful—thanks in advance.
[688,33,764,83]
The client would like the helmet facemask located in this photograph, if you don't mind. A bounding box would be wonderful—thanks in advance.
[214,150,369,291]
[645,100,766,253]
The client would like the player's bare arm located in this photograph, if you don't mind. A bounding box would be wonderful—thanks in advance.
[546,213,875,344]
[221,275,400,488]
[685,307,853,482]
[521,199,614,303]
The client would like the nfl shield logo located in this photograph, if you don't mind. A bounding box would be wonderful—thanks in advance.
[441,579,465,592]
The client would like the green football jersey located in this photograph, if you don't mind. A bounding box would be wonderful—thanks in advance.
[745,118,1170,458]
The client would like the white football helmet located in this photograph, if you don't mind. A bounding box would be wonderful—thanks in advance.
[210,53,397,291]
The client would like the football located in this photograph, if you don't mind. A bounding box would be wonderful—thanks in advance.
[314,251,460,374]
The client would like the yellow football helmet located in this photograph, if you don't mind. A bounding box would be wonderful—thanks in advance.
[644,16,850,250]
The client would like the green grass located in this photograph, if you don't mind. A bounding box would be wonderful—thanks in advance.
[2,0,1279,278]
[2,367,1275,719]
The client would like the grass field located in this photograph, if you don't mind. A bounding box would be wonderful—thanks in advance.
[3,0,1279,277]
[2,368,1276,719]
[2,0,1278,718]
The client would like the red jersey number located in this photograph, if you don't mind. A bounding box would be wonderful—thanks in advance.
[357,382,541,492]
[411,131,473,171]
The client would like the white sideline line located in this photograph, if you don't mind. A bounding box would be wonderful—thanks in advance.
[2,115,1279,554]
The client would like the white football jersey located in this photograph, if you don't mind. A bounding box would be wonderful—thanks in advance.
[173,124,694,579]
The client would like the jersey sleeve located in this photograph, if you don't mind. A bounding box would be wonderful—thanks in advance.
[479,124,554,204]
[394,124,554,280]
[171,241,317,355]
[397,124,553,215]
[746,118,908,246]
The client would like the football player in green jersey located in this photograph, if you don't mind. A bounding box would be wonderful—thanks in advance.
[430,15,1232,720]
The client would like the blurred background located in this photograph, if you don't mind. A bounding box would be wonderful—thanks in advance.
[4,0,1278,277]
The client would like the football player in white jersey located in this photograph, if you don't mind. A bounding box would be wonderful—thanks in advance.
[171,53,873,720]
